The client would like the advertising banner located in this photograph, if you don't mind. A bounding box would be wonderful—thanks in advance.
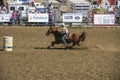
[63,13,82,22]
[19,0,27,1]
[0,14,11,22]
[28,13,49,22]
[94,14,115,26]
[19,0,27,3]
[19,0,34,3]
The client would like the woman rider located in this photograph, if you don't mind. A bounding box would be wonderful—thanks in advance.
[61,23,69,47]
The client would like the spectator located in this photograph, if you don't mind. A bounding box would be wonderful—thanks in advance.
[0,5,6,13]
[114,6,118,17]
[49,11,54,25]
[89,10,93,21]
[11,10,17,26]
[85,17,89,27]
[108,6,114,14]
[17,8,23,26]
[117,6,120,25]
[34,9,39,14]
[0,6,1,10]
[2,6,7,13]
[47,2,53,13]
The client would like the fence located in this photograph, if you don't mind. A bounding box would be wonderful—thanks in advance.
[0,14,120,27]
[0,20,120,27]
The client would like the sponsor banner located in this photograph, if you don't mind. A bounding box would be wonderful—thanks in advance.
[94,14,115,26]
[19,0,27,3]
[63,13,82,22]
[19,0,27,1]
[0,14,11,22]
[19,0,33,3]
[28,13,49,22]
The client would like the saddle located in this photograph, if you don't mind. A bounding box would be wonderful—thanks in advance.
[66,32,71,39]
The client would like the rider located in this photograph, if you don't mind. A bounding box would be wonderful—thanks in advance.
[61,23,69,46]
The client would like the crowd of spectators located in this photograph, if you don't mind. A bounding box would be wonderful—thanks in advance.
[1,0,120,26]
[11,8,23,26]
[89,4,120,21]
[57,0,66,4]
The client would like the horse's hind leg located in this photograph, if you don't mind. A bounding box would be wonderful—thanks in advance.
[71,41,79,48]
[77,43,80,46]
[71,42,76,49]
[47,41,56,49]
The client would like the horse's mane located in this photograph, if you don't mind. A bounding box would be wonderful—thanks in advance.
[50,27,61,34]
[51,27,63,38]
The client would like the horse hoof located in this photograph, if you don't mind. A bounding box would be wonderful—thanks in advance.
[64,48,67,50]
[47,46,50,49]
[64,46,68,50]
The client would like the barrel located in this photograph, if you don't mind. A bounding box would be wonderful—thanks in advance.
[3,36,13,51]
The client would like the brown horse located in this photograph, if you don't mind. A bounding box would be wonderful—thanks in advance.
[46,26,86,49]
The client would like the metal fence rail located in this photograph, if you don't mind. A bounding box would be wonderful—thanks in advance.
[0,20,119,27]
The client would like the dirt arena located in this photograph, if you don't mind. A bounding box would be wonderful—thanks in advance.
[0,26,120,80]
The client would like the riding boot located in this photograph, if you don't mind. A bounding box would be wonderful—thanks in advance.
[65,44,68,47]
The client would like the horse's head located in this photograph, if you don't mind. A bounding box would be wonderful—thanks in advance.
[46,26,58,36]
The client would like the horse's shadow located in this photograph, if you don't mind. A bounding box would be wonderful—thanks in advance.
[34,46,68,50]
[0,48,4,51]
[34,46,87,50]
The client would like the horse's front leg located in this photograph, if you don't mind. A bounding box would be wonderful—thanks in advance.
[47,41,56,49]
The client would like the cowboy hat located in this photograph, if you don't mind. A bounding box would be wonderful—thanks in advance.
[61,23,65,27]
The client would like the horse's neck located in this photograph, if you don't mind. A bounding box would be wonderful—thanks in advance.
[53,31,61,38]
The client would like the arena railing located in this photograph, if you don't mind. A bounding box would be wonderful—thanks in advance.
[0,20,119,27]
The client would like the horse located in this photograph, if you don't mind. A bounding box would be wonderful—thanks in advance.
[46,26,86,49]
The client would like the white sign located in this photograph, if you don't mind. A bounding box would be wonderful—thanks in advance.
[63,13,82,22]
[94,14,115,25]
[28,13,49,22]
[0,14,11,22]
[19,0,34,3]
[19,0,27,2]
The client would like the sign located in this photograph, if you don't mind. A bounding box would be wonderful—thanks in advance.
[19,0,27,1]
[94,14,115,26]
[28,13,49,22]
[0,14,11,22]
[63,13,82,22]
[19,0,34,3]
[19,0,27,3]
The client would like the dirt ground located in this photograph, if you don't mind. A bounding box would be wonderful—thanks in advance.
[0,26,120,80]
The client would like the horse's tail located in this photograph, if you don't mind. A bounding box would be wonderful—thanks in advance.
[79,31,86,42]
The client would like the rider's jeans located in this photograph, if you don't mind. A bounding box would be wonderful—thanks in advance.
[62,34,67,45]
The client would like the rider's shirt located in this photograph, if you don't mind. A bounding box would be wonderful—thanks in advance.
[62,26,68,34]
